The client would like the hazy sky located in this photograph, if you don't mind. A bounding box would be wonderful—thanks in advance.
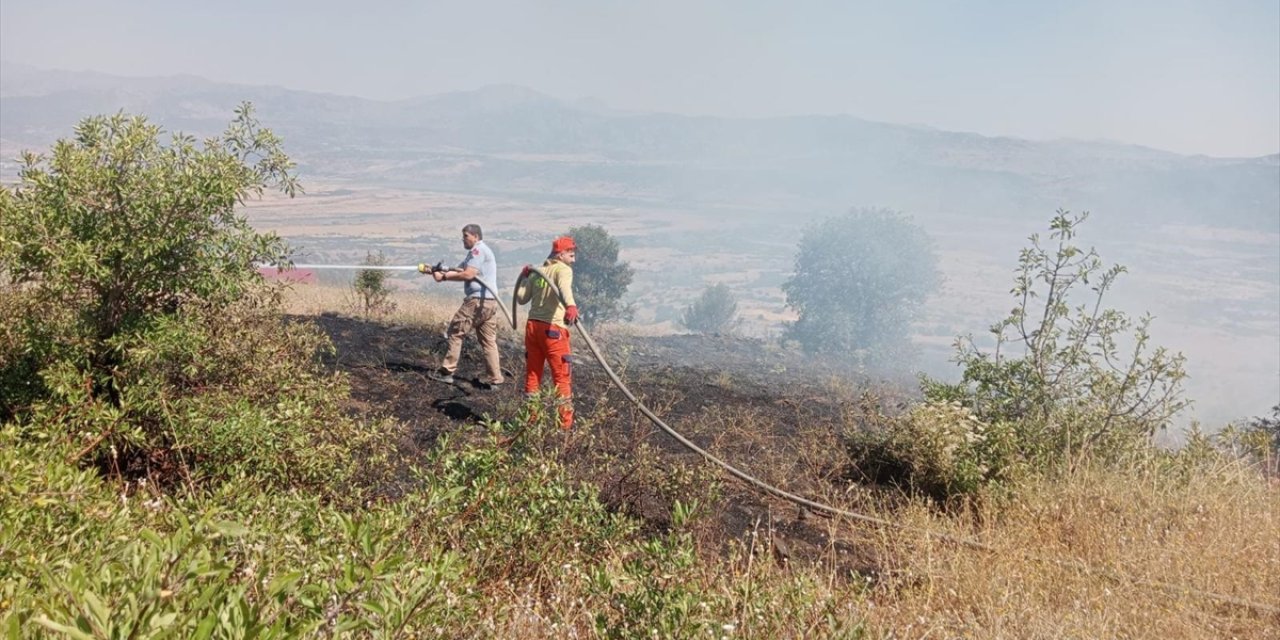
[2,0,1277,157]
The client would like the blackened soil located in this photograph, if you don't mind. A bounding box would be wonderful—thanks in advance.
[304,312,897,579]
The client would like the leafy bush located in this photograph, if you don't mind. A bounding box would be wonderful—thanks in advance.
[1,106,295,400]
[680,283,739,334]
[782,208,939,366]
[0,426,474,638]
[1,105,293,404]
[845,400,1020,500]
[417,424,637,583]
[0,420,652,638]
[352,251,398,318]
[564,224,635,325]
[590,532,713,639]
[924,210,1189,468]
[0,106,404,493]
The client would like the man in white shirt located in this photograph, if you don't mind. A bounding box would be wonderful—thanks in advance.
[426,223,503,387]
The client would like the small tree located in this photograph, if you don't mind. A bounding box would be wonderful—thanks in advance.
[1,104,297,418]
[0,106,393,489]
[353,251,397,318]
[565,224,634,325]
[782,208,939,365]
[925,209,1189,463]
[680,283,738,334]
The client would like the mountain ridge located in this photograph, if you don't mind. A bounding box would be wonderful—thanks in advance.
[6,60,1273,160]
[2,61,1277,229]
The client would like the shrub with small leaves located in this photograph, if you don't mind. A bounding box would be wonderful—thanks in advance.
[352,251,398,318]
[0,107,406,493]
[846,400,1020,500]
[923,210,1189,469]
[0,426,474,638]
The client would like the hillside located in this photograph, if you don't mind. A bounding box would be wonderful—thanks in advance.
[308,310,863,553]
[300,301,1280,637]
[4,67,1278,639]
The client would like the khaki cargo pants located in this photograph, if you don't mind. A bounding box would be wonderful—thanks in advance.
[440,297,504,384]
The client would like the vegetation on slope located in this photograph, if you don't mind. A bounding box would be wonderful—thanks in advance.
[2,109,1276,639]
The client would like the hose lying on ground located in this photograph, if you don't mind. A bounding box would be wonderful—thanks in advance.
[283,261,1278,615]
[509,267,1280,617]
[511,269,992,547]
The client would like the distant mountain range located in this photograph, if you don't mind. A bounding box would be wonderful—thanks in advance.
[2,61,1277,229]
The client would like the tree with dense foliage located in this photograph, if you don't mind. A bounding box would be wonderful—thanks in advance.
[680,283,739,334]
[2,105,296,410]
[564,223,635,325]
[0,105,383,487]
[782,208,939,365]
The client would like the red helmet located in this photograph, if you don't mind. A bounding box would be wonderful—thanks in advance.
[551,236,577,255]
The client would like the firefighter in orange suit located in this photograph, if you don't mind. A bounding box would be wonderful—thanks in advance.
[516,236,580,428]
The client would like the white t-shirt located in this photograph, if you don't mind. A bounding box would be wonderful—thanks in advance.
[459,240,498,299]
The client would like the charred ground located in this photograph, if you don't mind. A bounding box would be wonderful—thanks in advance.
[305,312,913,577]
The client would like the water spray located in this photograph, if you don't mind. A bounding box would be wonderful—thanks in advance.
[287,263,424,271]
[262,261,516,328]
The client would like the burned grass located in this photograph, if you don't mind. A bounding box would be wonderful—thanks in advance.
[298,311,1280,637]
[302,311,890,578]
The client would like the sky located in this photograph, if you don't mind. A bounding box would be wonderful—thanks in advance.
[1,0,1278,157]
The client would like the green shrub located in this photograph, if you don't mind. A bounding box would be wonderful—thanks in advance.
[924,210,1189,469]
[3,418,655,637]
[1,105,295,412]
[846,400,1020,500]
[0,106,406,494]
[15,285,394,494]
[418,424,638,583]
[590,533,714,639]
[353,251,398,318]
[0,426,474,638]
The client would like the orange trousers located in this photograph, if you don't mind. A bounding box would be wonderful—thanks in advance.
[524,319,573,428]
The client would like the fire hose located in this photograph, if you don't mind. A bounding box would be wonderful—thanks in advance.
[278,261,1278,615]
[283,261,938,532]
[513,268,1278,616]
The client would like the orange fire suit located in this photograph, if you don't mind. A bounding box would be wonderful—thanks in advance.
[517,260,576,428]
